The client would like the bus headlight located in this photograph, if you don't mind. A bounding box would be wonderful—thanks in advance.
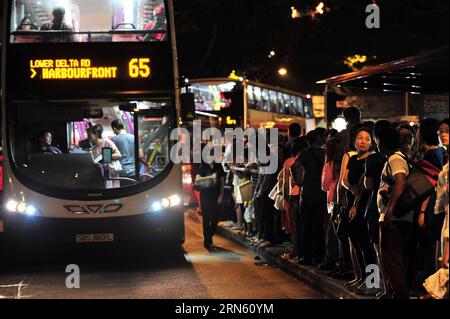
[25,205,38,216]
[168,195,181,207]
[150,195,182,212]
[151,201,163,212]
[16,202,27,214]
[5,199,40,216]
[161,198,171,209]
[6,200,18,212]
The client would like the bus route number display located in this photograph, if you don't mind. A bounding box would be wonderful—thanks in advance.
[29,58,151,80]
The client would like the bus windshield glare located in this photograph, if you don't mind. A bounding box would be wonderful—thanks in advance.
[11,100,172,191]
[10,0,168,43]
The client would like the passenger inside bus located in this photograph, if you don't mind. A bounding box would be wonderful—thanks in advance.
[17,16,38,31]
[111,119,136,178]
[40,7,74,43]
[195,95,211,111]
[14,15,39,43]
[33,131,62,154]
[78,125,95,151]
[89,124,122,189]
[141,5,167,42]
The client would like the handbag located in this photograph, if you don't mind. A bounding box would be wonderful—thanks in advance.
[194,175,217,191]
[387,154,440,217]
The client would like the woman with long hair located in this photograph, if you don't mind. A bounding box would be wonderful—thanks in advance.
[343,126,378,295]
[321,138,346,272]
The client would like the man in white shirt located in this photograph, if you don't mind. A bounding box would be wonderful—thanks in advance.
[377,127,413,299]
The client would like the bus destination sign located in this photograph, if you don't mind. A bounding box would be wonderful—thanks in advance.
[29,58,151,80]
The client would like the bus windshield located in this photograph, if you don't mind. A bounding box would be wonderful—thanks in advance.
[10,0,168,43]
[10,99,173,192]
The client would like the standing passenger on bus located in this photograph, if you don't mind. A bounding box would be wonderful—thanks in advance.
[90,125,122,189]
[40,7,74,43]
[111,119,136,178]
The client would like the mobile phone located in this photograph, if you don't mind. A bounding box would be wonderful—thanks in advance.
[102,147,113,164]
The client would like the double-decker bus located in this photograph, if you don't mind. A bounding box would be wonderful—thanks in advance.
[180,78,316,205]
[0,0,184,247]
[184,78,316,132]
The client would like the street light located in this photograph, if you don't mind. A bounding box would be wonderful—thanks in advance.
[278,68,288,76]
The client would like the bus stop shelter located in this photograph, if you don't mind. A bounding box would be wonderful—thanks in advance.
[317,46,449,125]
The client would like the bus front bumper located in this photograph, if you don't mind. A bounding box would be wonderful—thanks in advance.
[0,209,185,246]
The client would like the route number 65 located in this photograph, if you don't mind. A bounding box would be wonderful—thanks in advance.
[129,58,151,78]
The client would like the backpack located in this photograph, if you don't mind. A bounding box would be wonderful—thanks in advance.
[386,154,440,217]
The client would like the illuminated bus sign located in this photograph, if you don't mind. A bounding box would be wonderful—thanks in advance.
[29,58,151,80]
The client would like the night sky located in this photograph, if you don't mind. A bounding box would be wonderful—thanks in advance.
[174,0,449,94]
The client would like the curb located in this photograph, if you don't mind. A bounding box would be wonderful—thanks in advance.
[216,225,374,300]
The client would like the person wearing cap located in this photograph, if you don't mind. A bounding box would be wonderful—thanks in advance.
[40,7,74,42]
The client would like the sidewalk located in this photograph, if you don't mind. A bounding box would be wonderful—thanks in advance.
[215,223,375,300]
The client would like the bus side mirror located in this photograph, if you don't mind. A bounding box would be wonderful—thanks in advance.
[180,93,195,123]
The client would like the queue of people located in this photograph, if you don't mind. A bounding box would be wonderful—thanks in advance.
[195,107,449,300]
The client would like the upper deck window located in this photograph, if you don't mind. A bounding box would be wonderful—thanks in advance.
[10,0,168,43]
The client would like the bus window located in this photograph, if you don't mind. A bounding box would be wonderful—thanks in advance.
[304,98,313,119]
[296,96,305,117]
[276,92,284,114]
[253,86,262,110]
[261,88,270,112]
[10,0,168,43]
[247,85,255,109]
[190,83,234,112]
[10,100,173,191]
[269,90,278,113]
[283,94,290,115]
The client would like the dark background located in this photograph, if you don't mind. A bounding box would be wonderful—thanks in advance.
[173,0,449,94]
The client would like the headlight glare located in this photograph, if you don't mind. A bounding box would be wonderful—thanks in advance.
[6,200,18,212]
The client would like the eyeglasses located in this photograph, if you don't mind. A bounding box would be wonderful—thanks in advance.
[438,128,449,135]
[400,134,414,139]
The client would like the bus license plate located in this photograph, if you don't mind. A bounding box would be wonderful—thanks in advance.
[76,233,114,243]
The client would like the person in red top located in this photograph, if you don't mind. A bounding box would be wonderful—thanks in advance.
[281,137,309,262]
[141,5,166,42]
[321,138,345,272]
